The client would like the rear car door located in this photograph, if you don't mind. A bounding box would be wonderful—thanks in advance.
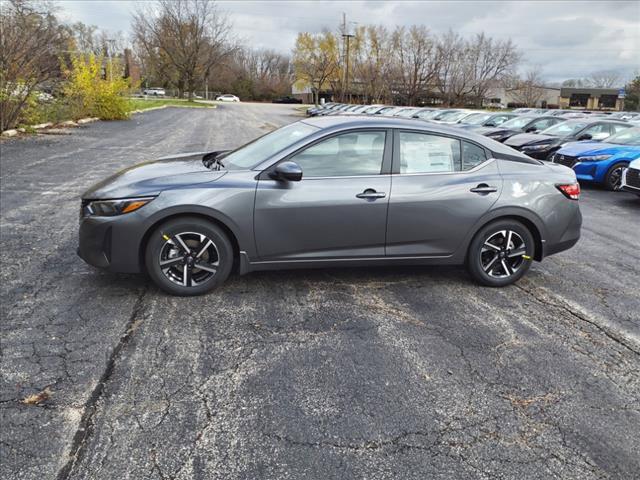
[385,130,502,257]
[254,129,392,260]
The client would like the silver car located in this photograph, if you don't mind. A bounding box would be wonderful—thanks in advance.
[78,117,582,296]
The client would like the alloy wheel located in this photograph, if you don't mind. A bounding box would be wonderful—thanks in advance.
[480,230,527,278]
[609,166,624,190]
[158,232,219,287]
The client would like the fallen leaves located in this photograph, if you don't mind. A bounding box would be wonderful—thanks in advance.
[21,387,52,406]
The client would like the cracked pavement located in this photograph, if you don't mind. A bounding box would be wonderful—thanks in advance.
[1,103,639,479]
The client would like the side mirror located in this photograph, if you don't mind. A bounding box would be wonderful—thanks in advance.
[577,133,592,141]
[485,122,496,127]
[525,127,537,133]
[271,161,303,181]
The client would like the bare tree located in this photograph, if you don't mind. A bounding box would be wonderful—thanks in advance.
[132,0,233,100]
[466,33,520,107]
[351,25,392,103]
[0,0,71,130]
[391,25,439,106]
[587,70,622,88]
[507,68,546,107]
[436,30,474,106]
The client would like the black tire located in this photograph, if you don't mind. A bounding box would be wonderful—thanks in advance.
[145,217,233,296]
[604,162,627,191]
[466,220,535,287]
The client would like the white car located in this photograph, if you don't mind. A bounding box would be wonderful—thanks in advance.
[216,94,240,102]
[620,158,640,196]
[144,88,166,96]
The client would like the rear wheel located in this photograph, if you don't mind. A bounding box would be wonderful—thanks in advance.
[145,217,233,296]
[604,162,627,191]
[467,220,535,287]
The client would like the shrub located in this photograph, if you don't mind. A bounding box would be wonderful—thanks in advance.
[63,54,131,120]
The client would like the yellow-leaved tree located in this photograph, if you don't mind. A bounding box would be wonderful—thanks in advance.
[64,54,131,120]
[292,31,339,105]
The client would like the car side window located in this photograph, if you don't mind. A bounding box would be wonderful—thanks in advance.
[290,131,385,177]
[531,119,554,131]
[398,132,461,173]
[610,124,629,134]
[583,123,610,140]
[462,141,488,170]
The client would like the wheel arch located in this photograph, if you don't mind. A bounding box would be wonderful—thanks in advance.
[138,207,244,273]
[465,208,546,262]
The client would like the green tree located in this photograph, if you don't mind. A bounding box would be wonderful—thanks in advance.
[623,75,640,111]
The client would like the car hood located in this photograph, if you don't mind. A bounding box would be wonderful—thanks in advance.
[82,152,227,199]
[504,133,557,147]
[557,141,640,158]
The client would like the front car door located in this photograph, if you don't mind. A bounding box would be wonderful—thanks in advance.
[254,129,392,261]
[386,130,503,257]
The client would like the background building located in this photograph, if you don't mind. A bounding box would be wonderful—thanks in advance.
[558,87,624,111]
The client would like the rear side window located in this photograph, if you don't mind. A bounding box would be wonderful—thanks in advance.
[462,141,487,170]
[397,133,488,173]
[398,132,460,173]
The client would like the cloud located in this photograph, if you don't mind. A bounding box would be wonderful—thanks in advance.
[54,0,640,83]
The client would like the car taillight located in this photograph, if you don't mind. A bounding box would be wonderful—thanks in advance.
[556,183,580,200]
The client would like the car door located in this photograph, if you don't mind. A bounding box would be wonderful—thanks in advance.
[386,130,502,257]
[254,129,392,260]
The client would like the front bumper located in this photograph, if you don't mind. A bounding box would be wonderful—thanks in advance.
[621,167,640,194]
[78,212,148,273]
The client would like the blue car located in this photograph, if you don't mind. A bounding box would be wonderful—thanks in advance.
[550,127,640,190]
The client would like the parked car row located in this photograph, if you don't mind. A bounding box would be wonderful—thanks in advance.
[306,102,639,191]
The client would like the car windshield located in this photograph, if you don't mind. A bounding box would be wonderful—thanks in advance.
[415,109,440,119]
[603,127,640,145]
[461,113,492,125]
[499,116,536,129]
[540,121,588,136]
[434,110,462,121]
[395,108,418,117]
[444,111,472,122]
[221,122,319,170]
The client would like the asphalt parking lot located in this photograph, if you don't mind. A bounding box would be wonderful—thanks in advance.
[1,103,639,480]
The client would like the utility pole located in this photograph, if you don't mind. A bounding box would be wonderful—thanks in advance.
[341,13,355,103]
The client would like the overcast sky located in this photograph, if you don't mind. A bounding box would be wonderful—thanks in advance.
[55,0,640,84]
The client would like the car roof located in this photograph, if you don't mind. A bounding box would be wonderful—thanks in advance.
[561,118,629,125]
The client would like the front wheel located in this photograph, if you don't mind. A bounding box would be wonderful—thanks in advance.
[466,220,535,287]
[145,217,233,296]
[604,162,627,191]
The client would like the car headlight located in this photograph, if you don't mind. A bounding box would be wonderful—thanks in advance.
[84,197,155,217]
[576,154,612,162]
[522,144,550,151]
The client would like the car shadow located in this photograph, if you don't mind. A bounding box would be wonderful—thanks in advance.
[90,264,474,296]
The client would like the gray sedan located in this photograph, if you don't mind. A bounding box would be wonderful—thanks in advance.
[78,117,582,295]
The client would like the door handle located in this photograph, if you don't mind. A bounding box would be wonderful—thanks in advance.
[356,189,386,199]
[470,184,498,194]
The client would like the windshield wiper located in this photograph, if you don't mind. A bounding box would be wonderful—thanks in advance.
[203,150,230,170]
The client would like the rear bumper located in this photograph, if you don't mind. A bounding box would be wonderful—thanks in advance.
[542,206,582,258]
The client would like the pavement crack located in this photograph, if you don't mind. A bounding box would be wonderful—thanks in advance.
[515,281,640,356]
[54,286,149,480]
